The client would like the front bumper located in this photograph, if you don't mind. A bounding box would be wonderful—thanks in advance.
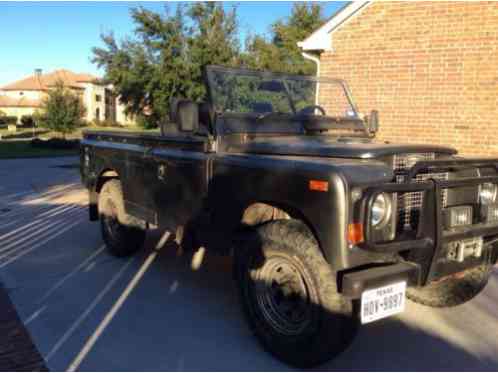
[357,158,498,285]
[341,262,420,298]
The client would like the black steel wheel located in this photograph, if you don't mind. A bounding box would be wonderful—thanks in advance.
[234,219,358,368]
[99,180,146,257]
[254,255,315,336]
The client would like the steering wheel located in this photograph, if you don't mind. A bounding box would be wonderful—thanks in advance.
[297,105,326,116]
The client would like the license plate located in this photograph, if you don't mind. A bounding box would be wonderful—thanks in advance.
[361,282,406,324]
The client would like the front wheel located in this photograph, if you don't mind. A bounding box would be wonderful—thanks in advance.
[234,220,357,368]
[99,179,146,257]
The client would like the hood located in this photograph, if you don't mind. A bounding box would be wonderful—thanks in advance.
[227,136,457,159]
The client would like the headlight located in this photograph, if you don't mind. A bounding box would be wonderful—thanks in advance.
[479,183,497,205]
[371,193,392,227]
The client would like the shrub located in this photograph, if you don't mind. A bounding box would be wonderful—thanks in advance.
[20,115,35,128]
[89,119,123,128]
[30,138,80,150]
[37,81,86,138]
[79,119,90,128]
[32,111,46,126]
[136,115,157,130]
[0,116,18,125]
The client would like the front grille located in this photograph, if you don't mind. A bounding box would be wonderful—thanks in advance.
[394,153,449,230]
[393,152,436,172]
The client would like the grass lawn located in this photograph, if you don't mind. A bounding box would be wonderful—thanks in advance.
[0,126,160,159]
[0,140,78,159]
[0,125,159,140]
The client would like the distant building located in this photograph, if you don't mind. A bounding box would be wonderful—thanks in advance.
[0,69,134,125]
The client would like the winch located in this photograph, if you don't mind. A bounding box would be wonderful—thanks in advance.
[446,237,483,263]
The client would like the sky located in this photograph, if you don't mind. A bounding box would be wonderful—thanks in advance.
[0,1,346,87]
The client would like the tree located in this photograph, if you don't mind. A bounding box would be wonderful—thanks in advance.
[243,3,325,75]
[92,3,241,128]
[37,81,86,138]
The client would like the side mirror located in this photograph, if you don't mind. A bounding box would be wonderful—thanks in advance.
[177,100,199,133]
[367,110,379,134]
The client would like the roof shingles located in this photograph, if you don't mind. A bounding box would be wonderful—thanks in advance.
[0,69,99,91]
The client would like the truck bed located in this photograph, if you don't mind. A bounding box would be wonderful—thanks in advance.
[82,130,206,148]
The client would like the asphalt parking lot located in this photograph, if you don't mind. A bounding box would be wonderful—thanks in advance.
[0,156,497,371]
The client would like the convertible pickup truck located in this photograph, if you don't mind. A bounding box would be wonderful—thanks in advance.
[80,65,498,367]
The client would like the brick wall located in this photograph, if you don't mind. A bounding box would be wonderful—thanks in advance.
[319,1,498,156]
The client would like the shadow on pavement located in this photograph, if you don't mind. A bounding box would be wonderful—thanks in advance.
[1,181,497,371]
[72,229,498,371]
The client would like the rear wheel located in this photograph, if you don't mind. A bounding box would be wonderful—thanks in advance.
[99,180,146,257]
[234,220,357,368]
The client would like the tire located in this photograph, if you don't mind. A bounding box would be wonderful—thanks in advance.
[234,219,358,368]
[407,259,493,308]
[98,179,146,257]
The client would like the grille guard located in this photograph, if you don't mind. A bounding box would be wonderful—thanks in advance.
[358,158,498,283]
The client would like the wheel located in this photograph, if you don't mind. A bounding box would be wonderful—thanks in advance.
[407,254,494,307]
[98,179,146,257]
[234,219,358,368]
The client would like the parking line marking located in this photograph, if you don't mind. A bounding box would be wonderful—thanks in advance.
[0,208,84,258]
[24,305,48,326]
[0,204,83,244]
[44,258,135,362]
[66,232,171,372]
[36,245,106,305]
[0,216,86,268]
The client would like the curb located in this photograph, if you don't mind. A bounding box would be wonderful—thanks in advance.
[0,283,48,371]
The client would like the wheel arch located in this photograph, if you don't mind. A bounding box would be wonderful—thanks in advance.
[96,169,120,193]
[89,168,120,221]
[239,201,325,259]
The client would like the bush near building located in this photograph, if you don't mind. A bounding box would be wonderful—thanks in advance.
[0,116,18,125]
[20,115,35,128]
[36,81,86,138]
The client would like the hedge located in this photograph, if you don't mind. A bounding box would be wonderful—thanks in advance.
[20,115,35,127]
[30,138,80,150]
[0,116,18,125]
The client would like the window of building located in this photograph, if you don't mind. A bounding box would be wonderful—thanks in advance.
[95,94,102,102]
[96,108,100,121]
[19,92,24,96]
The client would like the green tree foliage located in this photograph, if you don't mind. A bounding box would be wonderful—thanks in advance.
[92,2,326,127]
[37,81,86,138]
[243,3,325,75]
[92,3,241,127]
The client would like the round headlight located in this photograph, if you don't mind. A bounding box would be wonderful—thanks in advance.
[479,183,497,205]
[371,193,392,227]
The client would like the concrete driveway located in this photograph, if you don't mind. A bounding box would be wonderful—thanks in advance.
[0,156,497,371]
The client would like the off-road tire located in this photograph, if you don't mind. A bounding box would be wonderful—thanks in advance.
[407,262,493,307]
[99,179,146,257]
[234,219,358,368]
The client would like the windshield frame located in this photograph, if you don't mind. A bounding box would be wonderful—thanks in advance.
[204,65,361,117]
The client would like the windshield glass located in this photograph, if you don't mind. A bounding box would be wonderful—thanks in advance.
[205,66,358,118]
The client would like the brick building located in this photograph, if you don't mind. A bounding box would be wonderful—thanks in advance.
[298,1,498,156]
